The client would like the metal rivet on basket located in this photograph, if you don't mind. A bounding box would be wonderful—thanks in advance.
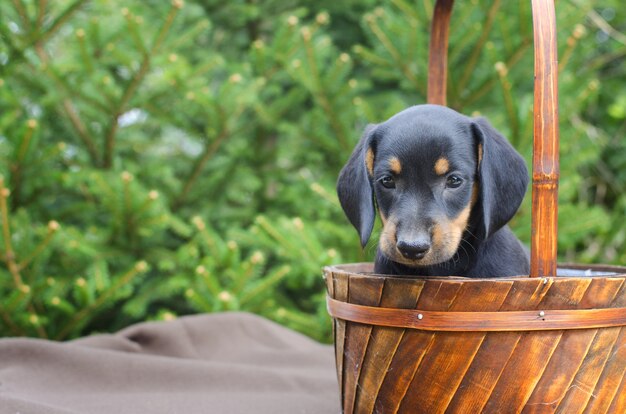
[417,313,423,320]
[542,277,548,285]
[539,310,545,317]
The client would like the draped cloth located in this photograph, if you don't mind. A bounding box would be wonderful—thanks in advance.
[0,312,339,414]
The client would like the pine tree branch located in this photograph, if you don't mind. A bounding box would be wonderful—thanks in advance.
[103,1,182,168]
[586,7,626,46]
[586,48,626,72]
[173,126,231,210]
[495,62,520,146]
[36,0,47,30]
[448,5,482,63]
[559,25,586,74]
[0,178,23,288]
[300,28,350,152]
[9,120,37,208]
[245,0,260,43]
[239,265,290,307]
[55,262,147,340]
[365,14,424,95]
[32,0,87,47]
[0,302,24,336]
[62,99,100,164]
[455,0,501,99]
[1,0,86,70]
[0,24,27,74]
[18,222,59,271]
[390,0,422,23]
[422,0,434,18]
[11,0,31,31]
[0,178,47,338]
[29,30,101,165]
[455,37,530,109]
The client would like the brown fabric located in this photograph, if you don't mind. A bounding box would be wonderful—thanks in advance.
[0,312,339,414]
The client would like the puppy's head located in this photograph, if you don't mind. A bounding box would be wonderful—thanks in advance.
[337,105,528,268]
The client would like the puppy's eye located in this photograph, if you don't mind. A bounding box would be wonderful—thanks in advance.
[446,175,463,188]
[379,175,396,189]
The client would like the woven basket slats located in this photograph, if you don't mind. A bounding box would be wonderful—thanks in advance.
[582,284,626,413]
[341,275,385,414]
[374,280,464,412]
[397,281,514,413]
[559,327,621,413]
[354,278,424,414]
[329,270,349,409]
[601,333,626,413]
[523,278,625,411]
[480,279,593,413]
[444,278,551,412]
[325,266,626,413]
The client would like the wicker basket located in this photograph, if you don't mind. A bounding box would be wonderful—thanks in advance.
[324,1,626,413]
[324,264,626,413]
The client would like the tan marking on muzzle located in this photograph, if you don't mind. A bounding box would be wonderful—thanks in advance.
[379,219,397,256]
[450,203,472,243]
[434,196,473,263]
[434,157,450,176]
[431,223,443,250]
[379,208,387,226]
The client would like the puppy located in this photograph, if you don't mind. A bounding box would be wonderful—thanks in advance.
[337,104,529,277]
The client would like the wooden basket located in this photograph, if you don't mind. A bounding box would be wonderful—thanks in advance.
[324,1,626,413]
[324,264,626,413]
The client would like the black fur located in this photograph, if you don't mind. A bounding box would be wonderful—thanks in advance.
[337,105,530,277]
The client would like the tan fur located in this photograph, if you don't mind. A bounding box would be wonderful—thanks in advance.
[431,224,443,252]
[365,148,375,176]
[434,158,450,175]
[389,157,402,174]
[477,143,483,166]
[449,204,472,246]
[379,194,474,267]
[379,220,396,257]
[379,209,387,226]
[471,183,479,206]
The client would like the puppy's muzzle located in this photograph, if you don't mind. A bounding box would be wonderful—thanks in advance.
[397,237,431,260]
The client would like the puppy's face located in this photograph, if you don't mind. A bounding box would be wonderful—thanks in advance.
[369,112,479,267]
[337,104,528,271]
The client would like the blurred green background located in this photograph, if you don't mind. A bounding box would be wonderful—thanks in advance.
[0,0,625,342]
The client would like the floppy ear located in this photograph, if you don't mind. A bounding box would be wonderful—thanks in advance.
[337,124,378,247]
[472,117,529,239]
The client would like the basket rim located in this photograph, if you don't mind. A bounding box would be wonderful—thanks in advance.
[323,262,626,282]
[326,296,626,332]
[324,262,626,332]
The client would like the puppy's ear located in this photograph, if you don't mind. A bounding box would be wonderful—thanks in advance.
[472,118,528,239]
[337,124,378,247]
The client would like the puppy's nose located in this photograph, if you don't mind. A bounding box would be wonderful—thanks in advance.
[397,239,431,260]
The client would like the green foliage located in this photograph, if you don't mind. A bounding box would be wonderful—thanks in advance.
[0,0,625,341]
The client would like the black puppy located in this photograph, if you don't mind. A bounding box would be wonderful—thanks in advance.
[337,105,529,277]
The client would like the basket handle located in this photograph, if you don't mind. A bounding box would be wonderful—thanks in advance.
[427,0,559,278]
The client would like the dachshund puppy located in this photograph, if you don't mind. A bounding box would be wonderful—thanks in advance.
[337,105,529,277]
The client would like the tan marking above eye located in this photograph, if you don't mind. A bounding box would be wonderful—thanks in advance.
[365,148,375,176]
[389,157,402,174]
[434,157,450,175]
